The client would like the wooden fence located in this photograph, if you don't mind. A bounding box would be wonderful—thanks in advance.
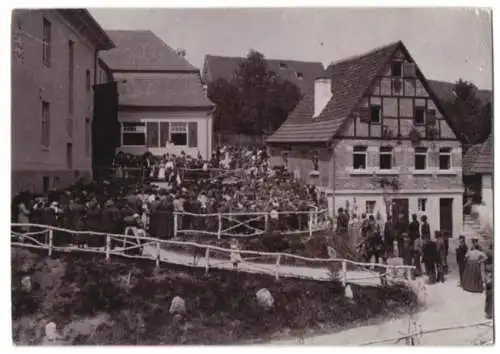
[11,223,414,285]
[172,208,330,239]
[359,320,494,346]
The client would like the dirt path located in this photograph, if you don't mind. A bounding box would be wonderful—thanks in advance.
[268,271,492,345]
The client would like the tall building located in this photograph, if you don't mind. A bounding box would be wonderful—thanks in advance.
[268,41,464,237]
[11,9,114,196]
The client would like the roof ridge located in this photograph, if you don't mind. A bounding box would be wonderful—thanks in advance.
[327,40,401,69]
[205,54,323,65]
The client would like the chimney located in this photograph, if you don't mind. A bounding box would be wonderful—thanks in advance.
[176,48,186,57]
[313,77,332,118]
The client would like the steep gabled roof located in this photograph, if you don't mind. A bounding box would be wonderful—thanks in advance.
[463,134,493,175]
[114,73,213,108]
[267,41,400,143]
[203,55,325,93]
[100,30,199,72]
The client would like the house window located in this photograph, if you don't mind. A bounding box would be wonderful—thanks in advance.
[391,61,403,77]
[170,122,187,146]
[85,118,91,157]
[366,201,376,214]
[279,62,288,69]
[370,105,381,124]
[296,72,304,79]
[86,69,91,91]
[418,198,427,212]
[122,122,146,146]
[66,143,73,170]
[379,146,393,170]
[353,146,367,169]
[68,40,74,114]
[439,147,452,170]
[42,18,51,67]
[414,106,425,125]
[160,122,170,147]
[414,147,428,170]
[41,101,50,147]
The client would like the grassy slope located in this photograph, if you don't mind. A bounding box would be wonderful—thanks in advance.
[11,248,418,345]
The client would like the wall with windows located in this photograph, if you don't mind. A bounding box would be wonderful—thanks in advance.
[116,110,213,159]
[334,192,463,238]
[12,10,100,195]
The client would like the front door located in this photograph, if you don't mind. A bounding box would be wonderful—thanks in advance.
[439,198,453,237]
[391,198,409,227]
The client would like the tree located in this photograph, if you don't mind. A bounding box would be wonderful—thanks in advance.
[207,50,302,136]
[444,79,491,145]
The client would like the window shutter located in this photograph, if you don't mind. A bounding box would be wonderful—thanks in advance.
[146,122,159,147]
[403,62,416,77]
[160,122,169,147]
[359,107,370,123]
[188,122,198,148]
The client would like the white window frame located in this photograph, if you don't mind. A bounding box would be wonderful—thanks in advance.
[417,198,427,212]
[379,146,393,170]
[439,147,452,170]
[121,122,146,147]
[169,122,188,146]
[353,146,367,170]
[414,147,428,170]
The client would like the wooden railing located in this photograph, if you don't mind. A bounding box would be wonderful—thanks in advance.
[11,223,414,285]
[170,208,330,239]
[359,320,494,346]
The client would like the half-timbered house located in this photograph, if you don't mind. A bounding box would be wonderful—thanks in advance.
[267,41,464,237]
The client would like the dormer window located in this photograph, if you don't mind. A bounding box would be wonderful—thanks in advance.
[391,61,403,77]
[296,72,304,80]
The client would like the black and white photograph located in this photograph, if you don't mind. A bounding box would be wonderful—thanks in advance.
[8,5,494,346]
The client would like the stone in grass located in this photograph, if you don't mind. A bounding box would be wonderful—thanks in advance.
[256,288,274,310]
[344,284,354,300]
[21,275,32,292]
[169,296,186,315]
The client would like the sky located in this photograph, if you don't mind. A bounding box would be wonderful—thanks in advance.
[91,9,489,89]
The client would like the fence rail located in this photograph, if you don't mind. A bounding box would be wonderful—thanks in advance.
[359,320,494,346]
[11,223,414,285]
[170,208,330,239]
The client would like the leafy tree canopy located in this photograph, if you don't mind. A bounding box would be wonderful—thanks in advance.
[445,79,491,145]
[207,50,302,136]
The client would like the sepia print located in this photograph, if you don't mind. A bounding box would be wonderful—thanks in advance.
[11,7,493,345]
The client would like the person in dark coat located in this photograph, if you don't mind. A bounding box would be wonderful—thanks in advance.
[421,215,430,240]
[395,214,408,257]
[422,236,438,284]
[383,216,394,258]
[408,214,420,246]
[455,235,468,287]
[435,231,446,283]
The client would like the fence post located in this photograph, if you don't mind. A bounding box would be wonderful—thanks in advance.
[308,211,313,237]
[341,260,347,287]
[264,213,269,233]
[48,229,53,257]
[155,241,161,267]
[173,213,178,239]
[275,254,281,280]
[217,214,222,240]
[105,234,111,261]
[205,248,210,275]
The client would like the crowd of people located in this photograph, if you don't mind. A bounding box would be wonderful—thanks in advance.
[12,146,327,250]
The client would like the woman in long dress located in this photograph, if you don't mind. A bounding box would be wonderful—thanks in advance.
[462,243,488,293]
[157,161,166,181]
